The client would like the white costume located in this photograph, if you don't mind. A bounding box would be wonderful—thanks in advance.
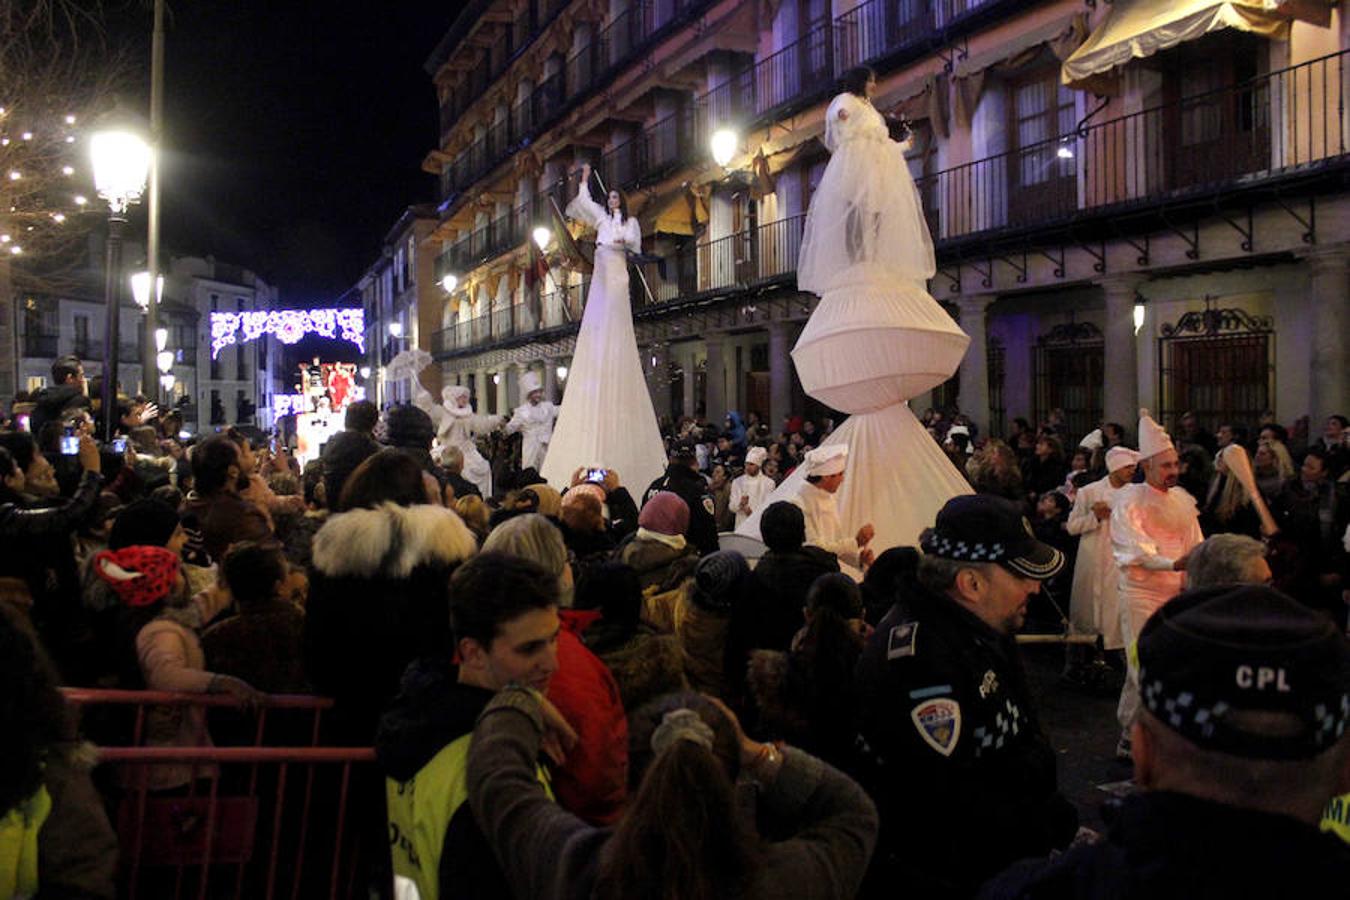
[735,90,970,553]
[1111,414,1203,733]
[506,370,559,473]
[295,404,340,470]
[729,448,775,528]
[1065,447,1139,650]
[537,180,667,492]
[417,384,502,498]
[791,445,866,569]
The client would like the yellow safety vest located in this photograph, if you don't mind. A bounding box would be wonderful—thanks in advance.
[1322,793,1350,845]
[0,784,51,900]
[386,733,551,900]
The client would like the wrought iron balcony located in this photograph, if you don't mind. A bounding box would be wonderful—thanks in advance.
[21,334,58,357]
[434,48,1348,358]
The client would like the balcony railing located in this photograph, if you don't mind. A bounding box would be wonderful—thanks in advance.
[440,0,713,200]
[22,334,58,357]
[918,48,1347,244]
[434,48,1348,357]
[74,342,144,364]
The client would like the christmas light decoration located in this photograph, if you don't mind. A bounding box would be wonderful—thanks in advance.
[210,307,366,358]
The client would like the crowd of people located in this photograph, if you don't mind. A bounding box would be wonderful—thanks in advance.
[2,352,1348,898]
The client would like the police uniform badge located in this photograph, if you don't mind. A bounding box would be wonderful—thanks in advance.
[910,697,961,757]
[887,622,918,660]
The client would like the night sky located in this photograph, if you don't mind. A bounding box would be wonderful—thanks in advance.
[109,1,457,304]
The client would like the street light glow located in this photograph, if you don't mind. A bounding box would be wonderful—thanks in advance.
[155,327,169,351]
[359,366,371,379]
[65,114,76,124]
[388,321,403,338]
[7,170,19,180]
[1056,144,1074,160]
[90,129,151,213]
[73,195,88,205]
[1132,302,1146,335]
[556,365,568,380]
[62,165,74,175]
[532,226,552,250]
[711,128,738,167]
[130,271,164,310]
[156,351,175,373]
[440,273,458,292]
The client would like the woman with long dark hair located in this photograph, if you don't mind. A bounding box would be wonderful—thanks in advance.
[746,573,869,769]
[466,689,877,900]
[538,161,668,493]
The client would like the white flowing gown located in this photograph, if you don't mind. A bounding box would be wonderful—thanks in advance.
[738,92,971,554]
[538,186,667,493]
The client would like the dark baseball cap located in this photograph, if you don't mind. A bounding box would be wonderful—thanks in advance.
[1137,584,1350,760]
[919,494,1064,580]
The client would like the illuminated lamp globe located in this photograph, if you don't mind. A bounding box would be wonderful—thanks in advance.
[89,127,151,213]
[440,273,458,293]
[710,128,738,168]
[130,271,164,310]
[532,226,552,251]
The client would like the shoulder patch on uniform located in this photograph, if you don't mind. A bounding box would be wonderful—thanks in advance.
[702,496,716,516]
[887,622,919,660]
[910,697,961,757]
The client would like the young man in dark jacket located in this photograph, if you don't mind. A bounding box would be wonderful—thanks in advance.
[27,355,91,440]
[377,552,561,900]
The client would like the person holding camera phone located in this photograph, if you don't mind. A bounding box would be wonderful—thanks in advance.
[0,432,103,677]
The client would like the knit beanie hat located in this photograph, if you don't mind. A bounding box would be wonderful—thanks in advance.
[638,491,689,536]
[109,499,181,550]
[93,545,181,607]
[384,405,436,450]
[690,550,749,612]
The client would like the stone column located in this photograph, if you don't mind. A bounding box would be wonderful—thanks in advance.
[1100,275,1144,429]
[475,365,490,413]
[956,296,994,432]
[1306,246,1350,422]
[680,345,696,419]
[506,363,521,409]
[768,320,793,429]
[704,334,727,424]
[543,356,557,403]
[495,366,509,414]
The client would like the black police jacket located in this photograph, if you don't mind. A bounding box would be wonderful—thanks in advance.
[643,464,719,556]
[853,584,1077,896]
[979,791,1350,899]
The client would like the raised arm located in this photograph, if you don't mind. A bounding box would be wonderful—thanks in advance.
[565,163,607,229]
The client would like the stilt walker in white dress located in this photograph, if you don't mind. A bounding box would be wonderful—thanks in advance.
[416,382,503,498]
[737,66,971,554]
[538,162,667,492]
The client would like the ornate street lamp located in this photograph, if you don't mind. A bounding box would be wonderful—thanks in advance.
[90,119,151,439]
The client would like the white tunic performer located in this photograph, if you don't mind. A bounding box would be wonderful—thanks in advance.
[417,384,502,498]
[506,370,558,473]
[1111,411,1204,745]
[792,444,875,572]
[538,163,667,493]
[1065,446,1139,650]
[729,447,776,528]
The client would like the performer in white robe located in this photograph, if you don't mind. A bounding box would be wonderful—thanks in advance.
[1111,411,1204,753]
[792,444,875,572]
[729,447,775,528]
[538,162,667,492]
[736,66,970,553]
[1065,446,1139,649]
[506,370,558,473]
[417,383,502,498]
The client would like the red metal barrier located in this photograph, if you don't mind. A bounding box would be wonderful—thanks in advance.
[61,689,382,900]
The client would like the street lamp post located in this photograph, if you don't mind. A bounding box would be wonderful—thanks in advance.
[90,126,151,440]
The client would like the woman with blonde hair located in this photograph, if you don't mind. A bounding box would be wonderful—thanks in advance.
[454,494,490,544]
[1254,439,1295,500]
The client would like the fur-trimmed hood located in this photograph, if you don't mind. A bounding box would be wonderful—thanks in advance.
[311,502,477,579]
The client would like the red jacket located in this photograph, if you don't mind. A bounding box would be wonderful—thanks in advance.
[547,610,628,825]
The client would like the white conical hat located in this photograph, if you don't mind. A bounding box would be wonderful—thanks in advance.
[1138,408,1173,459]
[520,369,543,397]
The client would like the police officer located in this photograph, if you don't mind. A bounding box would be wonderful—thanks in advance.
[981,583,1350,898]
[643,443,719,555]
[854,494,1078,896]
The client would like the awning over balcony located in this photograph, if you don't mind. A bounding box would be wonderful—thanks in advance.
[1062,0,1292,91]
